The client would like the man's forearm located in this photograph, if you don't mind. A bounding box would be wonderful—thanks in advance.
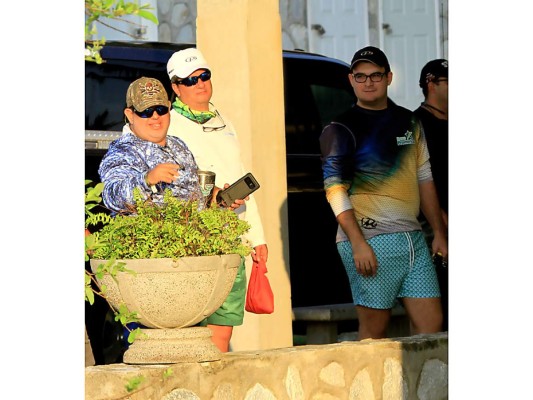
[419,180,446,236]
[337,209,366,247]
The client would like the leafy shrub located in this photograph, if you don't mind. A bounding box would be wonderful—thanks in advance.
[91,188,252,260]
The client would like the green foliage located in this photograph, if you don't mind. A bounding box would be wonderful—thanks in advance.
[125,375,146,392]
[114,303,140,326]
[84,182,251,349]
[85,180,105,216]
[85,0,159,63]
[162,368,174,379]
[91,188,252,260]
[85,273,95,305]
[85,181,139,337]
[85,0,158,25]
[85,181,112,262]
[125,326,145,344]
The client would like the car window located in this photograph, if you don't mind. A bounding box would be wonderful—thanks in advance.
[86,59,172,132]
[86,48,355,158]
[283,56,355,155]
[311,84,355,129]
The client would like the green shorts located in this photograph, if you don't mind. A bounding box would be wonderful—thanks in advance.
[199,257,247,326]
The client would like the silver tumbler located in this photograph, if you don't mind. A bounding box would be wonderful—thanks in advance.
[198,170,216,207]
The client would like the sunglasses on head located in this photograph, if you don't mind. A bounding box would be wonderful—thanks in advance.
[133,105,169,118]
[176,70,211,87]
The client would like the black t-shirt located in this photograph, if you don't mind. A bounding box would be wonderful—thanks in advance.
[413,106,448,212]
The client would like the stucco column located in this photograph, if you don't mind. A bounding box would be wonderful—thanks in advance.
[197,0,292,350]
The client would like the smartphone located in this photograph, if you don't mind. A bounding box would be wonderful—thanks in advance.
[432,252,447,268]
[216,173,260,206]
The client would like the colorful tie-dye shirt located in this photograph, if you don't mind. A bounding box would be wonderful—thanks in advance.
[319,101,433,242]
[99,125,203,214]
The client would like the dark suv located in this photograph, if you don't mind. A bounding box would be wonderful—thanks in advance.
[85,41,356,363]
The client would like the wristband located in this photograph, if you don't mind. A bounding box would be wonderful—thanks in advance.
[143,171,151,186]
[143,171,158,194]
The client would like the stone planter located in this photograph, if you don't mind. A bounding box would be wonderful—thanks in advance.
[90,254,241,364]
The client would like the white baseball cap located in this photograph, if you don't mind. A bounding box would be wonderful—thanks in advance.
[167,48,210,80]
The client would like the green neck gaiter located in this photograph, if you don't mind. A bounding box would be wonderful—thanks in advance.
[172,96,216,124]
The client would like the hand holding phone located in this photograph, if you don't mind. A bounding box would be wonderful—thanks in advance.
[216,173,260,207]
[432,252,447,268]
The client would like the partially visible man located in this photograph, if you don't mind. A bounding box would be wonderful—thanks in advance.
[414,59,448,227]
[414,59,448,331]
[319,46,447,340]
[166,48,268,352]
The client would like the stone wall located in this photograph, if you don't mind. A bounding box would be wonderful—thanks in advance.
[85,333,448,400]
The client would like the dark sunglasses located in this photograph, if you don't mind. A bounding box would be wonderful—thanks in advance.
[133,105,169,118]
[176,70,211,87]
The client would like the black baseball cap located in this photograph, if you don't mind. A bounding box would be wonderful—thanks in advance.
[419,59,448,88]
[350,46,390,72]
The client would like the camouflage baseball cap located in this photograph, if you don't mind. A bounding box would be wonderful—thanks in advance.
[126,77,169,111]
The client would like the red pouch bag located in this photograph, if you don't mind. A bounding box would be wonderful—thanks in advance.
[245,259,274,314]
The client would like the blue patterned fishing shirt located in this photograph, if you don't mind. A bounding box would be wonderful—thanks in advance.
[98,125,203,214]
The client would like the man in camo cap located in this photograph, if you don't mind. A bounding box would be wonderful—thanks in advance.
[99,76,203,213]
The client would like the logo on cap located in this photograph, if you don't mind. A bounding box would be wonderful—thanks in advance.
[126,77,168,111]
[185,56,198,62]
[139,81,162,98]
[139,82,161,96]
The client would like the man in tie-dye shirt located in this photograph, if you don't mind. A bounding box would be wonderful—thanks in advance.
[319,46,447,340]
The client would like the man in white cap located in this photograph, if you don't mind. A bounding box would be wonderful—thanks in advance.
[166,48,268,352]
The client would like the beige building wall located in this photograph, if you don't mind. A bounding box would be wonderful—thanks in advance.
[197,0,293,351]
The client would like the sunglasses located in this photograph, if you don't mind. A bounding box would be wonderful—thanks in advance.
[202,111,226,132]
[176,70,211,87]
[133,105,169,118]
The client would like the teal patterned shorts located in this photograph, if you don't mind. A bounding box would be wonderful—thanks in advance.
[337,231,440,309]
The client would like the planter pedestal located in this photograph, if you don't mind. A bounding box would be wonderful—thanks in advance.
[90,254,242,364]
[124,327,220,364]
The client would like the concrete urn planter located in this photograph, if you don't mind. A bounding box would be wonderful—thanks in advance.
[90,254,241,364]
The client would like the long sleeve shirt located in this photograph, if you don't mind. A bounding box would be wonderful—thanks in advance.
[168,107,267,248]
[319,101,433,242]
[99,125,202,214]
